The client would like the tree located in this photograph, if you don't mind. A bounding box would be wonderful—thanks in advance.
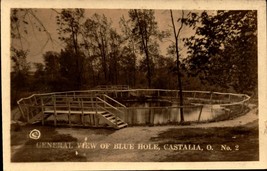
[32,63,46,91]
[42,51,64,91]
[83,14,113,84]
[11,48,31,106]
[43,51,60,80]
[11,9,54,54]
[108,28,123,84]
[119,46,137,86]
[184,10,257,94]
[119,16,139,86]
[10,9,59,107]
[59,47,86,90]
[56,9,85,89]
[169,10,186,122]
[153,55,176,89]
[128,9,160,88]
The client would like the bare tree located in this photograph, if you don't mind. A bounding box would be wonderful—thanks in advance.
[170,10,185,122]
[128,9,160,88]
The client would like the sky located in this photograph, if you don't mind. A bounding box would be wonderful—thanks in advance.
[12,9,197,70]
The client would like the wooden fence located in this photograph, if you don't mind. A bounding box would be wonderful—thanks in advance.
[17,89,250,126]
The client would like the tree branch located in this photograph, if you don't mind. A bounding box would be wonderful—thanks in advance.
[176,10,184,39]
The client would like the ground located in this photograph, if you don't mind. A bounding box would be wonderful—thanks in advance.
[10,107,258,162]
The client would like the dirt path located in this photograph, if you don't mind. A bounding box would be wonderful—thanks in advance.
[55,107,258,162]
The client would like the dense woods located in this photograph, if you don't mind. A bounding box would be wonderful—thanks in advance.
[11,9,257,107]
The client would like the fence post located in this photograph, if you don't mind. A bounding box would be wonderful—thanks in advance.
[17,101,24,119]
[23,100,30,122]
[151,108,154,125]
[115,113,118,128]
[53,95,57,126]
[210,92,213,104]
[41,97,45,125]
[34,96,38,105]
[198,106,203,122]
[95,99,98,127]
[125,108,128,124]
[95,114,99,127]
[68,98,71,125]
[81,99,84,126]
[91,96,94,111]
[103,95,106,108]
[241,102,244,111]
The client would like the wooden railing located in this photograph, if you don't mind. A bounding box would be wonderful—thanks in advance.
[16,92,129,125]
[17,89,250,124]
[103,94,127,108]
[96,96,126,127]
[95,85,130,90]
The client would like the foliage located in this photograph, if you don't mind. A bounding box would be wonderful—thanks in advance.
[82,14,113,83]
[11,48,31,106]
[184,10,257,93]
[10,9,258,109]
[11,9,53,51]
[56,9,85,89]
[169,10,189,122]
[128,9,161,88]
[119,46,137,86]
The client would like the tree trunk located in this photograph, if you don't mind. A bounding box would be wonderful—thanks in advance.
[170,10,184,122]
[134,10,152,88]
[71,25,82,89]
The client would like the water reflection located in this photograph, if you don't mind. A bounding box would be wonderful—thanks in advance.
[46,100,227,126]
[121,100,226,125]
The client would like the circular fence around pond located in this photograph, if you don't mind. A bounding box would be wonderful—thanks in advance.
[17,89,250,126]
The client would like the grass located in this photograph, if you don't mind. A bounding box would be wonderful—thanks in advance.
[11,125,86,162]
[11,121,258,162]
[151,121,259,161]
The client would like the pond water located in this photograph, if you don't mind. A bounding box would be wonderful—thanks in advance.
[117,100,227,125]
[46,100,227,126]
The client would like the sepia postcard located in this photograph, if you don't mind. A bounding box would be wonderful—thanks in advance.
[2,0,267,170]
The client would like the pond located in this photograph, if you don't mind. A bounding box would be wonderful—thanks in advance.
[115,100,227,125]
[45,99,228,126]
[19,89,249,127]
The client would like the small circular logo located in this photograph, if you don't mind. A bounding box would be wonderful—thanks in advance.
[29,129,41,140]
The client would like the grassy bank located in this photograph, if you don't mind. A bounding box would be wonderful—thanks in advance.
[11,125,87,162]
[151,121,258,161]
[11,120,258,162]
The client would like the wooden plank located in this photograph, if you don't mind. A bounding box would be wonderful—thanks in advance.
[44,110,106,114]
